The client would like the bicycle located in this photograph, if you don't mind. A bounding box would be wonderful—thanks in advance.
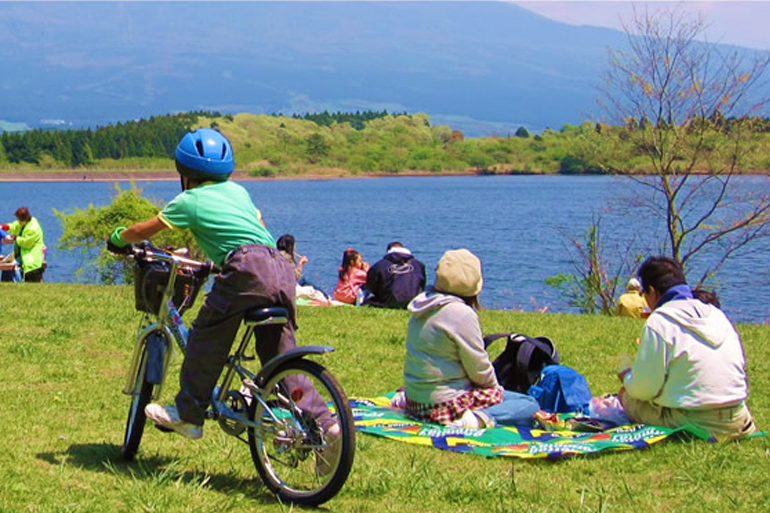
[119,241,356,505]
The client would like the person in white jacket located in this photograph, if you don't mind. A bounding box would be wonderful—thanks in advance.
[619,256,757,440]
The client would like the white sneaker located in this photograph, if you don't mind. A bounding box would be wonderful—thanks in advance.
[144,404,203,440]
[239,384,253,406]
[447,409,495,429]
[448,409,480,428]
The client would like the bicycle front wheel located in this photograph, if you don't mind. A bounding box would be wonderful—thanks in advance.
[248,359,355,506]
[121,331,165,461]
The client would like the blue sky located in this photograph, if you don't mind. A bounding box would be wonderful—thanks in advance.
[515,1,770,50]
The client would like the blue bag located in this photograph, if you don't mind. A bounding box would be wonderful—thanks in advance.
[527,365,592,414]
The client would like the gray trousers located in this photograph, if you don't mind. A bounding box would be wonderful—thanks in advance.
[175,244,327,426]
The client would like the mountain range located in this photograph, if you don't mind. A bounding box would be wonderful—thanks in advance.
[2,1,630,136]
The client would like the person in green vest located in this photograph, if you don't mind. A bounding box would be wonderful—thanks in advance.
[4,207,46,282]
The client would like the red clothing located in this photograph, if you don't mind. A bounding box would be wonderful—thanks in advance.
[333,266,368,304]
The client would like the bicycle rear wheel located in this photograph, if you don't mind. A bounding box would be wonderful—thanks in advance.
[248,359,355,506]
[121,332,164,461]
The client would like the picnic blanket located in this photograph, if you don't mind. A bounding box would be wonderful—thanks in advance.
[351,393,712,459]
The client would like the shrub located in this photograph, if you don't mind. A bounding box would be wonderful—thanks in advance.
[54,184,200,284]
[515,126,530,138]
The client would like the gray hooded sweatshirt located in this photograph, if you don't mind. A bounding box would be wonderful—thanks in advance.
[404,291,499,405]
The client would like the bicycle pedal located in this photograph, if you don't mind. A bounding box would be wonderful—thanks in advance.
[154,424,174,433]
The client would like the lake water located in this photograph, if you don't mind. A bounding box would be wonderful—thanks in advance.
[1,175,767,324]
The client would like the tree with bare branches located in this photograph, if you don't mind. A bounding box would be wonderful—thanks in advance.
[599,6,770,286]
[545,218,637,315]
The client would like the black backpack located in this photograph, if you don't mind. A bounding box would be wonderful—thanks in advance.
[484,333,561,393]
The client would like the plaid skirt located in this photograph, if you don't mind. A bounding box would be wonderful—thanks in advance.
[406,385,504,425]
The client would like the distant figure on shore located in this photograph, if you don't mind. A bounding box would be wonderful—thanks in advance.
[2,207,46,282]
[333,248,369,305]
[277,233,329,302]
[616,277,647,318]
[364,241,426,309]
[276,234,309,283]
[0,223,22,282]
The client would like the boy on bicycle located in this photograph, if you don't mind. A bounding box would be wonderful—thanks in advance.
[108,129,337,455]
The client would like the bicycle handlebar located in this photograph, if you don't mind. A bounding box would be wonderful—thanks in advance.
[130,242,220,277]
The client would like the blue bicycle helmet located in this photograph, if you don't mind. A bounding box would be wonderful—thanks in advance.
[174,128,234,182]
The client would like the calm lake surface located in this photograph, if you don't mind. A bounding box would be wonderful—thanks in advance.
[1,175,767,324]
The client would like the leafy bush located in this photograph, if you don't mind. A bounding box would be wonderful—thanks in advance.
[249,165,277,178]
[54,184,200,283]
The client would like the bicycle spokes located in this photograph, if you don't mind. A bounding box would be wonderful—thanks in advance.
[247,360,355,505]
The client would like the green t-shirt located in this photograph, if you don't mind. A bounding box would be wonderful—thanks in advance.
[158,181,276,265]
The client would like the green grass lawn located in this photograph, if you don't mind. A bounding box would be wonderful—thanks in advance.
[1,283,769,512]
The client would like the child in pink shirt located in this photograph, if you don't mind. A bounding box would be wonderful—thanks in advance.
[333,248,369,304]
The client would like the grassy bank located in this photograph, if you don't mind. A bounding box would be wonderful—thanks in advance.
[1,283,769,512]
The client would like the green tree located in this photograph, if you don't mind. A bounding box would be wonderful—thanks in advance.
[515,126,530,138]
[305,133,329,163]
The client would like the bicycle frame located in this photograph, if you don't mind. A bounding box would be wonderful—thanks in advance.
[122,245,335,430]
[118,242,355,505]
[122,248,199,399]
[212,318,335,431]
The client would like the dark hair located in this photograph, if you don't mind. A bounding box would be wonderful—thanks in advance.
[693,288,721,309]
[386,241,403,251]
[637,256,686,294]
[14,207,31,222]
[339,248,361,280]
[276,234,296,257]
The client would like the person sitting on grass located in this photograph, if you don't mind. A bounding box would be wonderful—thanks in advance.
[107,128,339,470]
[364,241,425,309]
[277,233,330,302]
[333,248,369,305]
[0,223,22,282]
[618,256,757,441]
[400,249,539,428]
[616,277,648,318]
[276,233,308,283]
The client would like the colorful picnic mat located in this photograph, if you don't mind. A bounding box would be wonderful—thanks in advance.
[351,393,711,459]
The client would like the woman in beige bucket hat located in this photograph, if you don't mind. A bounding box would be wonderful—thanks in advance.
[398,249,539,428]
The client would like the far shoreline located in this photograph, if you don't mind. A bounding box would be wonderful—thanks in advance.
[4,168,758,183]
[0,169,487,183]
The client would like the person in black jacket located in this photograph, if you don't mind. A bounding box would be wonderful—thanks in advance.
[364,241,426,308]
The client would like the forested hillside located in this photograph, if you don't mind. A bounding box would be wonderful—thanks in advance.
[2,111,770,176]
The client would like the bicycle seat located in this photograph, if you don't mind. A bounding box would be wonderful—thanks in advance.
[244,307,289,326]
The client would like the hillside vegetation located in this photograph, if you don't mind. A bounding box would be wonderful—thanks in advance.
[2,111,770,177]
